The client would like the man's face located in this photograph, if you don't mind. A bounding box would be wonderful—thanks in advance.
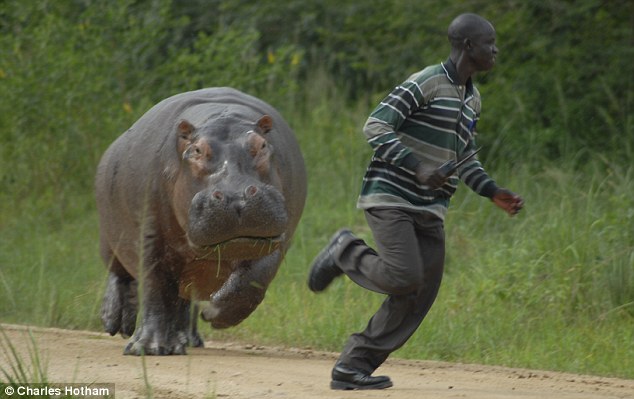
[468,27,498,72]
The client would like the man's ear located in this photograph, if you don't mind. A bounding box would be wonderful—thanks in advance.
[177,119,195,154]
[256,115,273,134]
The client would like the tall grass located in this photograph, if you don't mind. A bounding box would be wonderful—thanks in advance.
[1,0,632,392]
[2,72,633,379]
[0,328,49,389]
[0,327,111,398]
[197,74,634,378]
[1,60,633,382]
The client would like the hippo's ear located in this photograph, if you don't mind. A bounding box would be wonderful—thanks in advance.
[177,119,195,154]
[177,120,195,139]
[256,115,273,134]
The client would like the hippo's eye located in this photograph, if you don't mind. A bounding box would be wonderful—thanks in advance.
[186,142,212,166]
[185,142,215,177]
[247,132,270,159]
[190,144,208,158]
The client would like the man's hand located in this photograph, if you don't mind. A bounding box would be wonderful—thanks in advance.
[415,161,455,189]
[491,188,524,216]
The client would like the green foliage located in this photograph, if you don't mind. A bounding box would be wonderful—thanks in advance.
[0,0,300,216]
[0,329,48,386]
[179,0,634,158]
[481,0,634,161]
[204,149,634,378]
[0,328,114,398]
[0,0,632,381]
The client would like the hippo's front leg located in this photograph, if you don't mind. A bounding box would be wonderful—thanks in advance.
[101,268,137,338]
[202,251,282,329]
[124,259,201,355]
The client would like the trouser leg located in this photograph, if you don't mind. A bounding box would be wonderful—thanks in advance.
[334,208,445,373]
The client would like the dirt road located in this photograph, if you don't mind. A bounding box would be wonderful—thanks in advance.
[1,324,632,399]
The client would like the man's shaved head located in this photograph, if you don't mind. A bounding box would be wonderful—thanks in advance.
[448,13,495,48]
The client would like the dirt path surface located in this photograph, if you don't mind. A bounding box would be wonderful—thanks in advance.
[1,324,632,399]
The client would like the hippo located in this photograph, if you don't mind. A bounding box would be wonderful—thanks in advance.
[95,87,306,355]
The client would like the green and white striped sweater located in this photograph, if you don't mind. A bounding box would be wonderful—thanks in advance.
[357,59,499,220]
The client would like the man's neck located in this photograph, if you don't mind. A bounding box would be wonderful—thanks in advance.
[449,52,473,85]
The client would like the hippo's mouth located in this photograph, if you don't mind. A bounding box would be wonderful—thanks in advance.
[190,235,284,261]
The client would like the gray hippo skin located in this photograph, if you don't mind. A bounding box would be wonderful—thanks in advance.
[95,87,306,355]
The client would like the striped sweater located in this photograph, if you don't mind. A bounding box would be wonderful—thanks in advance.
[357,59,499,220]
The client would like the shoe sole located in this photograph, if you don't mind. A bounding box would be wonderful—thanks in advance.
[307,229,351,292]
[307,245,335,292]
[330,380,393,390]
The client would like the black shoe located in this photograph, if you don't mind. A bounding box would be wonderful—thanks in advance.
[307,229,352,292]
[330,363,393,390]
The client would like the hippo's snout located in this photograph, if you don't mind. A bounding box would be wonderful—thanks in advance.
[210,184,260,214]
[187,181,288,249]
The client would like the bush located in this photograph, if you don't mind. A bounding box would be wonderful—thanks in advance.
[0,0,300,218]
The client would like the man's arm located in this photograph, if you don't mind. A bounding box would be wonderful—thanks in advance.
[457,156,499,197]
[363,80,425,171]
[459,154,524,216]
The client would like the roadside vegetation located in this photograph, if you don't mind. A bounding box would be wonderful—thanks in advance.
[1,0,632,380]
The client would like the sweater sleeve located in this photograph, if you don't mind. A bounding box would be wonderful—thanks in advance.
[458,141,499,198]
[363,80,425,170]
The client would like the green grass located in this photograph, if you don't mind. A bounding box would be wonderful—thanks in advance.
[1,0,632,391]
[0,327,117,399]
[0,195,105,331]
[0,329,49,388]
[1,80,633,381]
[203,158,634,377]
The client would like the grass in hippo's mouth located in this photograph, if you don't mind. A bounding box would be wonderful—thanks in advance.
[212,235,284,248]
[192,236,284,261]
[225,235,283,242]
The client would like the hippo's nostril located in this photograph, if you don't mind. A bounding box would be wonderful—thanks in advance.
[212,191,224,200]
[245,185,258,197]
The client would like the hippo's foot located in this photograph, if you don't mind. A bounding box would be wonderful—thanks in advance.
[124,324,189,356]
[201,256,280,329]
[123,299,202,355]
[201,280,265,329]
[188,330,204,348]
[101,272,137,337]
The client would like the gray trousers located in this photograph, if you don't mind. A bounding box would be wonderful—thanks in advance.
[333,207,445,373]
